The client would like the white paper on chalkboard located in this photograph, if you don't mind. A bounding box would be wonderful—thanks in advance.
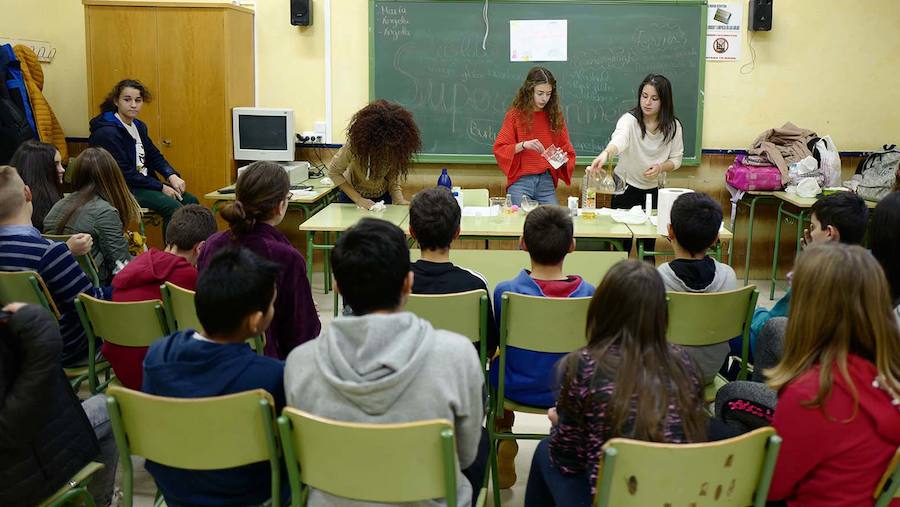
[509,20,567,62]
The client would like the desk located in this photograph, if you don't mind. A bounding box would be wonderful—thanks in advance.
[726,191,779,285]
[203,176,337,216]
[769,191,877,300]
[299,203,411,313]
[627,218,733,261]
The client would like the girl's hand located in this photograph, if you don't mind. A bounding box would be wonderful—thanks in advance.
[644,164,663,179]
[548,407,559,426]
[589,151,609,173]
[66,233,93,256]
[523,139,545,153]
[167,174,187,194]
[356,197,376,210]
[162,185,183,201]
[2,302,26,313]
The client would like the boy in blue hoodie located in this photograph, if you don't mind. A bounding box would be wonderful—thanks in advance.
[491,204,595,488]
[142,247,286,506]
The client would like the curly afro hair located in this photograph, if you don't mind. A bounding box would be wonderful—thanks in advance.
[347,100,422,181]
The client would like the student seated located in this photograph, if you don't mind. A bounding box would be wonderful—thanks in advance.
[0,165,107,367]
[409,187,498,355]
[657,192,737,383]
[766,243,900,506]
[871,191,900,322]
[104,204,217,389]
[142,247,287,506]
[525,261,706,507]
[490,205,595,489]
[0,303,118,506]
[9,140,64,232]
[199,160,320,359]
[285,218,486,506]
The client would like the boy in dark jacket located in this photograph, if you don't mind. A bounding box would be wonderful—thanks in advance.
[142,247,286,506]
[105,204,218,389]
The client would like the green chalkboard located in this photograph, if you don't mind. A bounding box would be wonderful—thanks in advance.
[370,0,707,165]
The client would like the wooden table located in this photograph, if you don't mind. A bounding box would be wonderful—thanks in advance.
[203,176,337,216]
[626,217,734,262]
[768,191,877,300]
[299,203,411,313]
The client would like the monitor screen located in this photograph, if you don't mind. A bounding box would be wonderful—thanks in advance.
[238,115,288,150]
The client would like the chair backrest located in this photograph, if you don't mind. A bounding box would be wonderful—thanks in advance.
[161,281,204,332]
[875,447,900,507]
[106,386,281,507]
[0,270,60,318]
[595,427,782,507]
[278,407,457,505]
[462,188,489,207]
[500,292,590,353]
[409,249,627,294]
[406,289,487,344]
[75,293,169,347]
[41,234,101,287]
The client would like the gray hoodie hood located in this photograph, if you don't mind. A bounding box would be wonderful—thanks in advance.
[315,312,435,415]
[658,259,738,293]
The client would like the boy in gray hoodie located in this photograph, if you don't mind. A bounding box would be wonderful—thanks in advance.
[284,218,486,507]
[658,192,738,383]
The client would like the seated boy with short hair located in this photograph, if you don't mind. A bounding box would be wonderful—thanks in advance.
[409,187,498,354]
[142,247,286,506]
[657,192,738,383]
[106,204,218,389]
[491,205,595,488]
[285,218,485,506]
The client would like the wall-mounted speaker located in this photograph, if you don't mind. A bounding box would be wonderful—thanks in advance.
[748,0,773,31]
[291,0,311,26]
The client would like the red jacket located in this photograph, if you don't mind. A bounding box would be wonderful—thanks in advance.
[769,354,900,506]
[104,249,198,389]
[493,109,575,188]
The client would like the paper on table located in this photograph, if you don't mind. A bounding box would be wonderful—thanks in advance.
[510,19,567,62]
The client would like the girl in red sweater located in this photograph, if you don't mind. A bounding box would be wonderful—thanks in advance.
[766,243,900,507]
[493,66,575,205]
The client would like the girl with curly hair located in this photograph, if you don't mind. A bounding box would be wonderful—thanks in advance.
[494,66,576,205]
[327,100,422,210]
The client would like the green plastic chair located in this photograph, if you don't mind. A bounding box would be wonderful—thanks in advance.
[409,249,627,295]
[405,289,489,374]
[876,448,900,507]
[75,293,169,393]
[594,427,782,507]
[0,270,106,390]
[42,233,102,288]
[278,407,484,507]
[488,292,591,506]
[462,188,490,207]
[666,285,759,400]
[36,462,105,507]
[106,386,281,507]
[160,282,265,356]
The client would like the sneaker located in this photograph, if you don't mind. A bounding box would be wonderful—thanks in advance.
[497,439,519,489]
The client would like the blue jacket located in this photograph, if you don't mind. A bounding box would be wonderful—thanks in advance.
[142,330,286,507]
[489,269,595,408]
[88,111,178,192]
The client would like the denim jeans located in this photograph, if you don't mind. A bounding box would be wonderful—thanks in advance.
[507,172,558,206]
[82,394,118,506]
[524,438,592,507]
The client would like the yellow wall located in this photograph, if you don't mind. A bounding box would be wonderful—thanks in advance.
[2,0,898,148]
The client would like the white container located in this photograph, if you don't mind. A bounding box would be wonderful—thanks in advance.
[452,186,464,209]
[567,196,579,217]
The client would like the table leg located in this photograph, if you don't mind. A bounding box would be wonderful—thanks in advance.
[743,197,759,285]
[770,203,785,300]
[306,231,314,285]
[637,241,644,260]
[715,241,722,262]
[324,232,333,294]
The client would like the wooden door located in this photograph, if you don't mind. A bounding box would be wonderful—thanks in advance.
[155,8,228,199]
[84,5,161,137]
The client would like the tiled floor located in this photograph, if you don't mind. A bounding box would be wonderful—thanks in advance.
[123,274,785,507]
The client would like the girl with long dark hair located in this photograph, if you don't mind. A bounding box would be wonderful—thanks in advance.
[9,140,64,231]
[494,66,576,205]
[525,260,706,506]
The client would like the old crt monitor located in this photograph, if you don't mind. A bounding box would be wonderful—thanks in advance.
[232,107,294,161]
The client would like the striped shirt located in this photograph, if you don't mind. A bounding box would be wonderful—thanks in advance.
[0,226,104,366]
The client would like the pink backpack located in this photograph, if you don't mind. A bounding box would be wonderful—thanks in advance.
[725,155,783,191]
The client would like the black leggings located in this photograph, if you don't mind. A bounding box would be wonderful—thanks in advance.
[611,185,659,258]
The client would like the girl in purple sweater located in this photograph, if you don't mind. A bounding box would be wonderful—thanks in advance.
[198,161,320,359]
[525,260,707,506]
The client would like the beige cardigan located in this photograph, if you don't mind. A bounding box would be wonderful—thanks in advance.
[326,145,405,202]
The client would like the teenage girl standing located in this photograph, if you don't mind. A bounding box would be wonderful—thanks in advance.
[494,66,576,205]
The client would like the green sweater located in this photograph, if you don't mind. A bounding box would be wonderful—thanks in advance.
[44,193,132,286]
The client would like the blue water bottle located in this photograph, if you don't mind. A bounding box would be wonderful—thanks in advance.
[437,167,452,189]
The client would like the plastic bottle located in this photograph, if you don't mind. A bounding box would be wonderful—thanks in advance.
[582,172,598,209]
[504,193,513,214]
[437,168,452,189]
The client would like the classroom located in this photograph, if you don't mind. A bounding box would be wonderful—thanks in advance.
[0,0,899,506]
